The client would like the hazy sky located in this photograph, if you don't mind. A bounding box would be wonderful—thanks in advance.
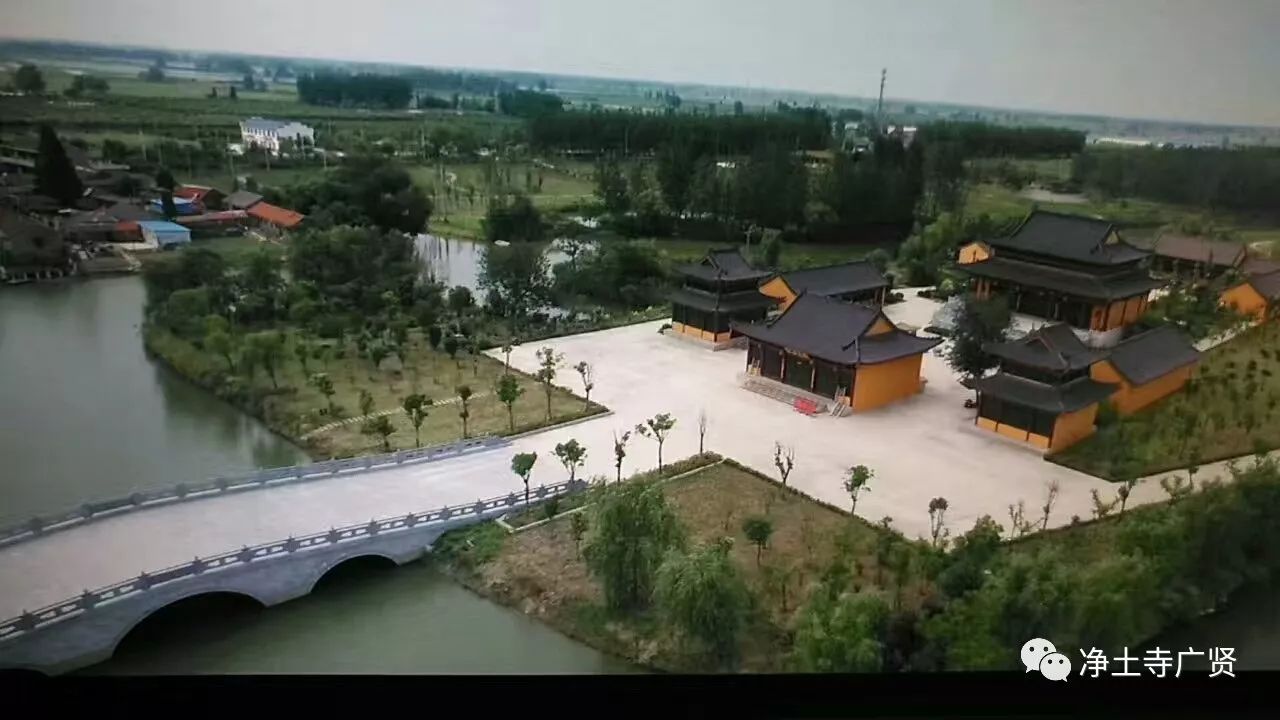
[6,0,1278,126]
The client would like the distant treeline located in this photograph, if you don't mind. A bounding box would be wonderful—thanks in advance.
[529,110,832,155]
[498,90,564,118]
[401,68,514,95]
[1073,146,1280,213]
[297,72,413,109]
[918,121,1085,157]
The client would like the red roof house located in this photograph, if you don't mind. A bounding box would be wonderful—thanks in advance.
[247,202,305,230]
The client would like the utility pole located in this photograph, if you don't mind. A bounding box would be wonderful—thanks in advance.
[876,68,887,134]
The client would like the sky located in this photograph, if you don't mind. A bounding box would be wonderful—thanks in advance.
[5,0,1278,126]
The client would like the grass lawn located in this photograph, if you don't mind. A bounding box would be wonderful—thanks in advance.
[146,325,602,459]
[1055,323,1280,479]
[410,160,598,240]
[448,460,917,672]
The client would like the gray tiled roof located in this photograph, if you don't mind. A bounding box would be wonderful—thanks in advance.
[1105,326,1200,386]
[974,373,1116,413]
[992,210,1149,266]
[777,261,888,297]
[224,190,263,209]
[1247,271,1280,302]
[669,287,774,313]
[1149,233,1246,268]
[732,292,940,366]
[676,248,771,283]
[985,323,1107,373]
[961,256,1161,300]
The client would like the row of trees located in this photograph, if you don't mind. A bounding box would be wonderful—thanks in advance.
[274,156,433,234]
[296,72,414,109]
[1072,145,1280,213]
[530,110,832,155]
[917,121,1086,158]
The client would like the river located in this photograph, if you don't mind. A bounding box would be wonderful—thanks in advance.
[0,274,629,674]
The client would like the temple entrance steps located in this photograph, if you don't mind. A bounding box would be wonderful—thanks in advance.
[738,372,841,416]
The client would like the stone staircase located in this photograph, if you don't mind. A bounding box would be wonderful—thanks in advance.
[739,372,849,417]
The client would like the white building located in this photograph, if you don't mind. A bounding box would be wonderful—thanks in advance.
[239,117,315,155]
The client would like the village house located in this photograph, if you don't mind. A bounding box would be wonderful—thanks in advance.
[136,220,192,250]
[173,185,225,213]
[758,260,890,311]
[734,292,941,412]
[239,117,315,155]
[958,210,1161,347]
[669,248,774,345]
[246,202,305,233]
[224,190,264,210]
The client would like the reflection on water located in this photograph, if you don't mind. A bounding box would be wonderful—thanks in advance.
[1148,580,1280,670]
[413,234,572,297]
[0,277,309,525]
[87,560,634,675]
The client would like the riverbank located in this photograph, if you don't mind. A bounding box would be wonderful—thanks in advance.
[143,324,606,459]
[435,451,1280,672]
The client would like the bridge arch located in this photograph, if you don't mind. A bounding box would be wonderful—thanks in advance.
[306,552,400,595]
[106,589,269,662]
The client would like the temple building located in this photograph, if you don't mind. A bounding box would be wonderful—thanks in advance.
[972,324,1116,451]
[733,292,941,412]
[958,211,1161,347]
[972,322,1200,451]
[1220,267,1280,324]
[1089,326,1200,415]
[1138,232,1246,279]
[669,248,774,344]
[758,260,890,311]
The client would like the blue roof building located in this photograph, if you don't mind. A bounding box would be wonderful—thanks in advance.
[148,196,198,216]
[136,220,192,249]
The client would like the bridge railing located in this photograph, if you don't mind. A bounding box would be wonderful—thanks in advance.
[0,436,508,550]
[0,476,585,644]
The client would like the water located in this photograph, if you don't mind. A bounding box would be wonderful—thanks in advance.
[1148,581,1280,670]
[0,276,628,673]
[414,234,571,296]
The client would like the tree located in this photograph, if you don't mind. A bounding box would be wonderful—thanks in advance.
[928,497,950,548]
[773,442,796,486]
[228,85,238,100]
[359,388,376,418]
[479,243,550,326]
[369,343,391,389]
[635,413,677,470]
[574,361,595,408]
[428,325,444,351]
[447,286,474,319]
[154,167,177,192]
[456,384,473,438]
[402,393,432,447]
[161,191,178,220]
[204,316,237,373]
[294,337,311,375]
[362,415,395,451]
[501,339,517,371]
[494,374,524,433]
[655,141,697,215]
[594,153,630,214]
[793,591,889,672]
[947,293,1012,389]
[585,479,685,612]
[655,539,750,664]
[245,331,286,389]
[1040,479,1060,531]
[844,465,874,515]
[697,409,709,454]
[612,430,631,483]
[484,194,546,244]
[570,512,589,558]
[511,451,538,505]
[15,64,45,93]
[553,439,587,484]
[896,212,968,287]
[310,373,337,414]
[34,125,83,205]
[66,74,109,98]
[535,347,564,421]
[741,516,774,566]
[443,334,460,366]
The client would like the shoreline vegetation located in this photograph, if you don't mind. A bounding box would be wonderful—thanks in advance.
[435,452,1280,673]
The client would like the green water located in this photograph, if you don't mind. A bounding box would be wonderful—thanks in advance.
[0,276,629,674]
